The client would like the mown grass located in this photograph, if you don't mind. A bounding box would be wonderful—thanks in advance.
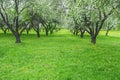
[0,29,120,80]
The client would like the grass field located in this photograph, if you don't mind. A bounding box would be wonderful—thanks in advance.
[0,29,120,80]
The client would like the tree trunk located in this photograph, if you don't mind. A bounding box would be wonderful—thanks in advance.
[75,31,78,36]
[45,29,49,36]
[46,31,48,36]
[91,35,96,44]
[50,30,53,34]
[106,30,109,36]
[3,30,6,34]
[27,30,29,34]
[15,33,21,43]
[1,27,7,34]
[80,31,85,38]
[73,30,75,35]
[26,30,29,35]
[106,25,113,36]
[37,31,40,38]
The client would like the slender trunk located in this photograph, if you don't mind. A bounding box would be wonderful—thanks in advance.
[2,28,7,34]
[45,29,49,36]
[26,30,29,34]
[50,29,53,34]
[1,27,7,34]
[37,31,40,38]
[4,28,8,34]
[73,30,75,35]
[15,33,21,43]
[80,31,84,38]
[91,35,96,44]
[80,30,85,38]
[46,31,48,36]
[106,27,113,36]
[106,30,109,36]
[75,31,78,36]
[26,27,31,35]
[27,30,29,34]
[3,30,6,34]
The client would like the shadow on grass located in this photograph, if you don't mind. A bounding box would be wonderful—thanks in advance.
[0,47,6,58]
[0,52,5,58]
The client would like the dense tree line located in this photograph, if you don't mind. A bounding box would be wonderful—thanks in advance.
[67,0,120,44]
[0,0,120,44]
[0,0,61,43]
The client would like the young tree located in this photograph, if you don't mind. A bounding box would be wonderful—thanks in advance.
[67,0,86,37]
[36,0,62,36]
[104,18,119,36]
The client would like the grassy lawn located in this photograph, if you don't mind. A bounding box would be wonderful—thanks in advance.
[0,29,120,80]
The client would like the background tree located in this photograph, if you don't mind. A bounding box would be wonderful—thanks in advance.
[76,0,119,44]
[67,1,86,37]
[36,0,62,36]
[104,17,119,36]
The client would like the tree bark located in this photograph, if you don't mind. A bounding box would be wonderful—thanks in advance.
[3,30,6,34]
[91,35,96,44]
[26,30,29,34]
[80,30,85,38]
[106,30,109,36]
[37,31,40,38]
[26,29,30,35]
[80,31,84,38]
[73,30,75,35]
[15,33,21,43]
[106,26,113,36]
[75,31,78,36]
[46,31,48,36]
[50,30,53,34]
[45,29,49,36]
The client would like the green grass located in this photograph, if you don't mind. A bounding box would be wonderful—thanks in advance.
[0,29,120,80]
